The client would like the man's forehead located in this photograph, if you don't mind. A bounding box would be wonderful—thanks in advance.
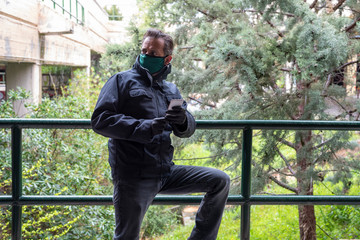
[142,37,165,48]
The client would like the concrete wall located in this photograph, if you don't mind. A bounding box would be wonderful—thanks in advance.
[7,63,41,116]
[38,1,108,66]
[0,0,40,63]
[0,0,122,114]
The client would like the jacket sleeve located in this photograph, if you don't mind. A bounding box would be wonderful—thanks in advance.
[172,110,196,138]
[91,74,153,144]
[168,83,196,138]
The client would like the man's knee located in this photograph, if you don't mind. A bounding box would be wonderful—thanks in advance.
[220,171,231,190]
[211,169,230,192]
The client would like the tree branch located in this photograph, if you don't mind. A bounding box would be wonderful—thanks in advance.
[197,9,216,20]
[312,139,332,151]
[336,60,359,71]
[316,223,337,240]
[196,8,228,24]
[327,96,358,118]
[312,154,322,165]
[234,81,242,95]
[345,14,360,32]
[280,68,291,72]
[268,174,298,193]
[266,20,284,38]
[233,9,286,38]
[279,138,296,149]
[309,0,318,9]
[271,170,295,177]
[275,147,296,175]
[327,96,347,111]
[248,102,278,118]
[321,74,332,96]
[188,96,216,108]
[333,0,346,11]
[322,60,359,96]
[179,46,195,50]
[233,9,295,18]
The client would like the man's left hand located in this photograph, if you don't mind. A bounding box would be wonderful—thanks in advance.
[165,106,187,125]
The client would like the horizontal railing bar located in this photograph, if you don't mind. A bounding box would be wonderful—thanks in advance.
[1,119,360,130]
[0,195,225,206]
[1,195,360,206]
[0,196,13,205]
[250,195,360,205]
[19,195,113,205]
[196,120,360,130]
[0,119,91,129]
[152,196,245,205]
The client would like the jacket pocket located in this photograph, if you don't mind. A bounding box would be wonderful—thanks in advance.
[129,88,152,99]
[125,88,155,119]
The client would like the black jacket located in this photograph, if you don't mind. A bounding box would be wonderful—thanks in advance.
[91,57,196,178]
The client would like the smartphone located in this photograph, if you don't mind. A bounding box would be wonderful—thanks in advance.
[168,99,184,110]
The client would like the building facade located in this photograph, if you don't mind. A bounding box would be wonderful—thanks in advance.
[0,0,128,115]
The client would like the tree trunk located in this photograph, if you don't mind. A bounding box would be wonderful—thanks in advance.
[296,130,317,240]
[298,205,317,240]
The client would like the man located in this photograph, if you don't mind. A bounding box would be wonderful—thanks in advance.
[91,29,230,240]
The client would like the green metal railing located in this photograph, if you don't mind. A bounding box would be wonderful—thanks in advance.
[42,0,85,25]
[1,119,360,239]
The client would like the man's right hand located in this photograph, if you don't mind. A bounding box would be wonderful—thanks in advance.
[151,117,166,135]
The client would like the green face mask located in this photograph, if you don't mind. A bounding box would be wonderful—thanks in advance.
[139,54,166,74]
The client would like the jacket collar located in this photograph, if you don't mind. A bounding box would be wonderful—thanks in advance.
[133,55,172,87]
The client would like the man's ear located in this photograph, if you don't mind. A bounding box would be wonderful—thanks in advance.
[164,55,172,65]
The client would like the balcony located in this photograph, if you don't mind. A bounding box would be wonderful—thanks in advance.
[1,119,360,239]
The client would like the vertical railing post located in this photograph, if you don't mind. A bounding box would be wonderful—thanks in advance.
[81,6,85,24]
[11,126,22,240]
[241,127,252,240]
[69,0,72,18]
[76,0,78,23]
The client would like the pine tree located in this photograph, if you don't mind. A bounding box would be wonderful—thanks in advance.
[136,0,360,239]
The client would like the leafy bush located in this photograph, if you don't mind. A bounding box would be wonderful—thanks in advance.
[141,206,182,239]
[0,70,183,239]
[159,206,240,240]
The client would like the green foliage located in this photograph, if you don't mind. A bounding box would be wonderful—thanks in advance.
[318,205,360,239]
[141,206,182,238]
[104,5,123,21]
[0,72,115,238]
[0,87,31,118]
[2,0,360,237]
[159,182,360,239]
[136,0,360,238]
[0,88,32,206]
[99,42,137,77]
[0,206,11,239]
[137,0,360,120]
[0,130,83,239]
[42,65,72,75]
[0,70,183,239]
[251,205,300,239]
[159,206,240,240]
[99,25,143,78]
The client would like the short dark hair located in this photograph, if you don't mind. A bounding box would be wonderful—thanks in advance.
[142,29,174,56]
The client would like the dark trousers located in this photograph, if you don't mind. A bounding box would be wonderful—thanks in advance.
[112,165,230,240]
